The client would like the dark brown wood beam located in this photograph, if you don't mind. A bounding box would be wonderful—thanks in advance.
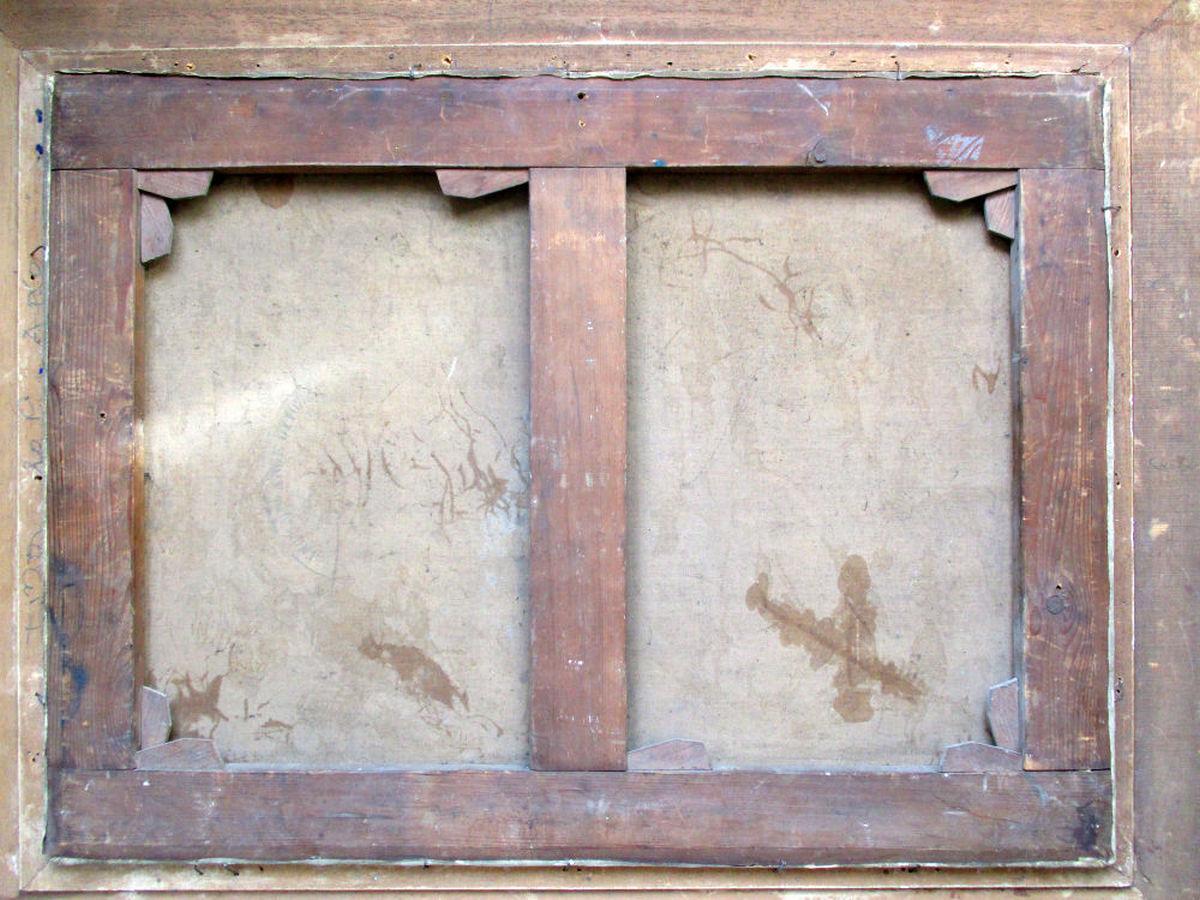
[47,169,141,769]
[1016,168,1110,771]
[50,768,1111,864]
[529,167,628,771]
[50,74,1104,171]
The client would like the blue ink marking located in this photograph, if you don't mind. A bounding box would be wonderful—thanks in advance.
[68,661,88,692]
[35,109,43,123]
[35,144,44,156]
[38,367,44,375]
[652,158,667,167]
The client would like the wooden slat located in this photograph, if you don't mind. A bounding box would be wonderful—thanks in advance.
[24,43,1120,83]
[0,39,20,900]
[51,74,1104,171]
[49,768,1111,864]
[529,168,627,771]
[48,169,140,769]
[1130,5,1200,893]
[0,2,1167,51]
[1016,168,1109,771]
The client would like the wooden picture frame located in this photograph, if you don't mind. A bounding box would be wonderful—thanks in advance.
[8,3,1196,894]
[41,72,1112,866]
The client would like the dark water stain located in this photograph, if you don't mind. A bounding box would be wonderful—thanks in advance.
[63,660,88,716]
[359,635,469,712]
[745,556,924,722]
[1073,800,1104,856]
[169,672,230,738]
[253,175,296,209]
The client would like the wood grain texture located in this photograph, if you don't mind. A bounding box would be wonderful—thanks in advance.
[136,169,212,199]
[529,168,627,771]
[50,74,1105,171]
[436,168,528,198]
[1129,3,1200,894]
[48,169,140,769]
[1016,168,1109,771]
[49,768,1111,864]
[25,42,1122,82]
[1100,50,1136,884]
[0,1,1166,51]
[139,192,172,262]
[924,169,1018,202]
[985,188,1017,239]
[0,36,20,900]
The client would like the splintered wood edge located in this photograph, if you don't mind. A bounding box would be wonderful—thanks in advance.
[135,738,224,771]
[436,168,529,198]
[136,169,213,199]
[627,739,711,771]
[940,741,1024,772]
[138,192,172,262]
[139,686,171,749]
[924,169,1019,202]
[987,676,1021,751]
[985,188,1017,239]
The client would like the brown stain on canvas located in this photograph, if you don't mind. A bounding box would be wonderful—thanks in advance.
[309,389,528,529]
[971,362,1001,394]
[169,672,230,738]
[414,389,528,530]
[260,718,296,741]
[253,175,296,209]
[359,635,469,711]
[685,215,823,345]
[745,556,923,722]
